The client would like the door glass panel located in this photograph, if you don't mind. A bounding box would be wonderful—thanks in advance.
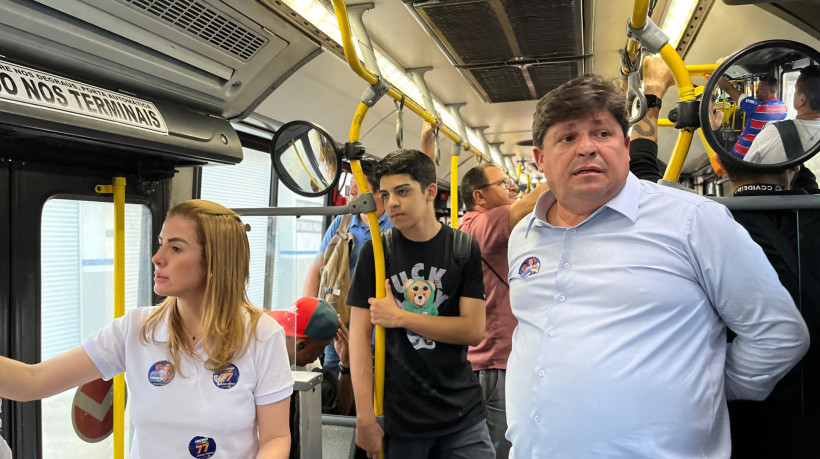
[270,187,324,310]
[200,147,324,311]
[201,147,272,308]
[40,199,152,458]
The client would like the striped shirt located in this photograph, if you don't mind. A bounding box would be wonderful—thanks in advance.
[733,95,787,157]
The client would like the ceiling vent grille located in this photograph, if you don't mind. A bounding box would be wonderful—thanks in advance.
[411,0,589,102]
[122,0,267,60]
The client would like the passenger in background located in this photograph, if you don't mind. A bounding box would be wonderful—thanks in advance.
[717,73,787,158]
[0,199,293,458]
[744,65,820,164]
[632,57,820,458]
[302,159,392,378]
[347,150,492,459]
[448,154,548,459]
[505,73,809,458]
[269,296,353,415]
[628,55,677,183]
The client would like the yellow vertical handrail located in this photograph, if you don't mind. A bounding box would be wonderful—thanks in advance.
[450,155,459,228]
[348,102,387,424]
[113,177,125,459]
[659,43,697,181]
[95,177,126,459]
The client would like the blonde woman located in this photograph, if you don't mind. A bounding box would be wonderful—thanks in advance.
[0,200,293,458]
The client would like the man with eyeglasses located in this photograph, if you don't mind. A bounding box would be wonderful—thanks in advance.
[449,153,548,459]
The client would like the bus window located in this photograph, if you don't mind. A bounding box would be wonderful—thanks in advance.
[40,200,152,458]
[782,70,800,119]
[199,147,325,311]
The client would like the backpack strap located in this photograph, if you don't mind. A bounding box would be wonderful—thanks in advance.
[451,228,472,268]
[338,213,354,234]
[773,120,803,161]
[482,256,510,288]
[382,227,396,269]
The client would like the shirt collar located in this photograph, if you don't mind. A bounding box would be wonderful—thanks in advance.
[525,173,637,237]
[153,311,171,342]
[353,212,389,227]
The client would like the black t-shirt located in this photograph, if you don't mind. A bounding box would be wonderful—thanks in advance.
[347,224,486,439]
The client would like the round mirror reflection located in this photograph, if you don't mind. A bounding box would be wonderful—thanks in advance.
[700,40,820,171]
[271,121,342,197]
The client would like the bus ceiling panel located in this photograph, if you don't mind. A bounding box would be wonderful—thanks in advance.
[408,0,591,103]
[0,0,322,119]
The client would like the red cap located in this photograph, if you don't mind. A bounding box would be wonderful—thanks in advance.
[268,297,338,340]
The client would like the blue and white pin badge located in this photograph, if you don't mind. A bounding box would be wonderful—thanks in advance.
[213,363,239,389]
[188,436,216,458]
[147,360,175,386]
[518,256,541,278]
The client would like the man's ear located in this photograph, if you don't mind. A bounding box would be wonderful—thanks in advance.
[296,339,306,351]
[533,148,545,174]
[473,189,485,207]
[426,182,438,201]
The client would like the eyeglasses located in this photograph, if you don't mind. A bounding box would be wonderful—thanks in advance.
[480,178,515,190]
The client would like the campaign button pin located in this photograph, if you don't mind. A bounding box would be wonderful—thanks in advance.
[147,360,175,386]
[188,436,216,458]
[213,363,239,389]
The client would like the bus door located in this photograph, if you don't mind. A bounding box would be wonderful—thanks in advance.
[0,59,243,459]
[1,156,166,459]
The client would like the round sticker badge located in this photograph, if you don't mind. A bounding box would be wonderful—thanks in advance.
[213,363,239,389]
[188,436,216,458]
[518,256,541,278]
[147,360,175,386]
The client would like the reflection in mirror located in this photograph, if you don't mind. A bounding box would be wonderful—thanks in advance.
[272,122,342,197]
[702,41,820,170]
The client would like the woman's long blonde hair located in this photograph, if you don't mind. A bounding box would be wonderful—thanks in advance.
[140,199,263,373]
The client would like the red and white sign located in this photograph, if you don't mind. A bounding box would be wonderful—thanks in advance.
[71,378,127,443]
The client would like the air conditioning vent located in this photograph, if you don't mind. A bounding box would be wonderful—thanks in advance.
[121,0,267,60]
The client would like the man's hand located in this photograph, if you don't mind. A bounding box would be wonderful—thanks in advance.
[368,280,406,328]
[703,56,727,80]
[356,420,384,458]
[420,113,441,162]
[333,315,350,366]
[642,55,676,97]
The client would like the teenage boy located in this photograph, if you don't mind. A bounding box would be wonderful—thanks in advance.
[347,149,493,459]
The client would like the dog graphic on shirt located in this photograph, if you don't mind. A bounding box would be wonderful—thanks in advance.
[402,278,438,350]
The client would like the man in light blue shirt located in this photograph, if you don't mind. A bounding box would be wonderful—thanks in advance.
[505,74,810,458]
[303,159,393,378]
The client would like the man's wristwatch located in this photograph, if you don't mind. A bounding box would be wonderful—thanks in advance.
[339,363,351,375]
[643,94,662,110]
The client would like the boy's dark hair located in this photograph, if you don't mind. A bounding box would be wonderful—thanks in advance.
[532,74,628,149]
[759,74,778,89]
[376,149,436,190]
[797,65,820,111]
[359,159,379,190]
[722,158,791,189]
[460,164,496,211]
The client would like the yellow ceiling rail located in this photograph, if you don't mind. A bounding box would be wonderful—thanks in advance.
[623,0,651,76]
[330,0,492,164]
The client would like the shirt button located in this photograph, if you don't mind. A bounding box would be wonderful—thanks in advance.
[571,229,577,234]
[563,263,570,269]
[537,369,545,377]
[548,330,556,337]
[558,295,566,302]
[533,414,541,423]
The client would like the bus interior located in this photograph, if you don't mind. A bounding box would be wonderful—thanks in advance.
[1,0,820,457]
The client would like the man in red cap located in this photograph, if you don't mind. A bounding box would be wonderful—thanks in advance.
[269,297,352,415]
